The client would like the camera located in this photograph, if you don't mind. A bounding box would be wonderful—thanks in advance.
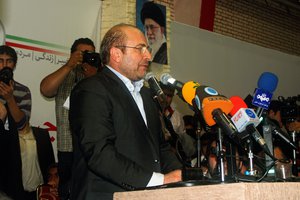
[0,67,13,85]
[82,50,101,68]
[278,95,300,123]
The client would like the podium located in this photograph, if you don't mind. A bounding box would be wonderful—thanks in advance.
[114,182,300,200]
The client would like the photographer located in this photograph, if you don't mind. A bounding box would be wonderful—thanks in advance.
[0,45,39,200]
[0,45,31,132]
[40,38,100,200]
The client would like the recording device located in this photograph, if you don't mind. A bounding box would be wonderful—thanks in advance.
[230,96,272,157]
[145,72,165,98]
[160,73,184,92]
[230,96,261,132]
[264,117,297,150]
[191,85,238,140]
[252,72,278,117]
[278,95,299,123]
[181,81,200,106]
[82,50,101,68]
[0,67,13,85]
[193,85,233,126]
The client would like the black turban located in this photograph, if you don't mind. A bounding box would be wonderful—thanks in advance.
[141,1,165,27]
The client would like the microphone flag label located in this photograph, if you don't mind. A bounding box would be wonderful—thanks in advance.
[231,108,260,132]
[252,88,272,109]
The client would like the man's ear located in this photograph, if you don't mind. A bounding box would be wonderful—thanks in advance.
[110,47,122,63]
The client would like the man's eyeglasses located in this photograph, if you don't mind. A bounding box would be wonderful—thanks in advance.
[144,25,160,31]
[115,45,152,54]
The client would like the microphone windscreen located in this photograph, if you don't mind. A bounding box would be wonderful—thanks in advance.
[229,96,248,116]
[144,72,154,81]
[182,81,200,105]
[160,73,172,85]
[196,86,233,126]
[257,72,278,92]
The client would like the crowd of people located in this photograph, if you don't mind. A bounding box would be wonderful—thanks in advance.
[0,20,299,200]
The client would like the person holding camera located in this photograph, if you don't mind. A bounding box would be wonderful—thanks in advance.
[0,45,31,132]
[40,38,100,200]
[0,45,54,200]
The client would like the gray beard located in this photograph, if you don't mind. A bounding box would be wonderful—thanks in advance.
[148,34,166,59]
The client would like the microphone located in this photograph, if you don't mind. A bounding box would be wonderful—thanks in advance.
[230,96,260,132]
[194,85,233,126]
[264,117,297,150]
[181,81,200,106]
[160,73,201,103]
[144,72,164,98]
[193,85,237,139]
[160,73,184,92]
[252,72,278,117]
[230,96,273,157]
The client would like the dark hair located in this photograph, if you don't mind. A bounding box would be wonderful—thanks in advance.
[100,23,136,65]
[0,45,18,64]
[47,163,58,170]
[70,38,95,53]
[269,100,284,114]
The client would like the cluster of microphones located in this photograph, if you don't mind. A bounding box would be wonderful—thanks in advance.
[145,71,297,158]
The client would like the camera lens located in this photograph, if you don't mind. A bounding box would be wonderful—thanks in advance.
[0,67,13,85]
[82,51,101,68]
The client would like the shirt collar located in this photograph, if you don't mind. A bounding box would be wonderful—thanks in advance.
[107,66,144,93]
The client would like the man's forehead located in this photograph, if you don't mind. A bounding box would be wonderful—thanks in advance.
[125,29,147,44]
[0,53,13,59]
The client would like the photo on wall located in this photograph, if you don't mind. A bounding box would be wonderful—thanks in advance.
[136,0,168,65]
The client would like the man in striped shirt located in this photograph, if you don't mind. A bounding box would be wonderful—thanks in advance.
[0,45,31,131]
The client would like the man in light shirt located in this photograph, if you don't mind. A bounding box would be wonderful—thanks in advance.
[69,23,182,200]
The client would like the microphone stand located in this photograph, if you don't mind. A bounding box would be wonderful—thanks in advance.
[192,100,204,168]
[246,138,256,176]
[216,127,226,182]
[195,123,202,168]
[291,130,298,176]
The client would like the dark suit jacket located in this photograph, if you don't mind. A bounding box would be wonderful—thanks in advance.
[0,116,55,200]
[69,67,182,200]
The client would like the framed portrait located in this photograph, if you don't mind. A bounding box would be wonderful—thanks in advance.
[136,1,168,65]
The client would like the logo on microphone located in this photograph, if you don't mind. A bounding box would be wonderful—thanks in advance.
[204,87,218,96]
[245,109,256,118]
[252,88,272,109]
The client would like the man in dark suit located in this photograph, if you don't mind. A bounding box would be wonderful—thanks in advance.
[69,23,182,200]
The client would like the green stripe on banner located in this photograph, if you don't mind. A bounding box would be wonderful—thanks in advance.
[6,34,69,50]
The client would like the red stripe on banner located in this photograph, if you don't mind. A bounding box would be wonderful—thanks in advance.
[5,41,68,56]
[199,0,216,31]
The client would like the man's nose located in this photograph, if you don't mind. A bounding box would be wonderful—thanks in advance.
[144,49,152,61]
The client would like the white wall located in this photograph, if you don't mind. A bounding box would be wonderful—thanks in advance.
[170,21,300,115]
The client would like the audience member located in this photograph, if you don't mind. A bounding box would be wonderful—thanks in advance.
[37,163,60,200]
[267,100,293,160]
[40,38,99,200]
[141,1,167,64]
[47,163,59,192]
[159,83,196,164]
[0,45,50,200]
[69,23,182,200]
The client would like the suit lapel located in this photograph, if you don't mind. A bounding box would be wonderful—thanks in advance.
[103,67,159,155]
[103,67,148,130]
